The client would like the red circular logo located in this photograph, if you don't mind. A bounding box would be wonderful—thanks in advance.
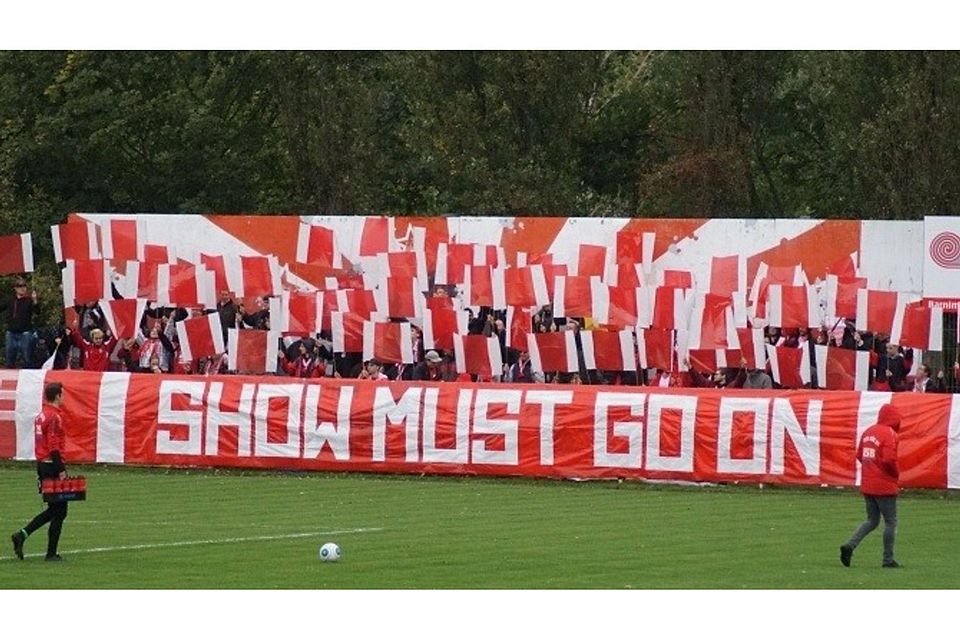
[929,231,960,269]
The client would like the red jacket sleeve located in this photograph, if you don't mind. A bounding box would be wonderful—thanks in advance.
[880,431,899,478]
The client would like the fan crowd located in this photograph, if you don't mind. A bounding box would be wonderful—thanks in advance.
[1,276,954,393]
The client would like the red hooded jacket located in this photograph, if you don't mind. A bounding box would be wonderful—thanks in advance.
[857,403,901,496]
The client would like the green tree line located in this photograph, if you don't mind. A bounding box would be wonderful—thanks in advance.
[3,50,960,238]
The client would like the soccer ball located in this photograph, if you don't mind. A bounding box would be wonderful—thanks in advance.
[319,542,342,562]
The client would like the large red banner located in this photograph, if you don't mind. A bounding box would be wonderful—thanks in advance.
[11,371,960,490]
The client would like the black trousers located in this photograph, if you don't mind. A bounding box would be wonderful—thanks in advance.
[22,462,68,557]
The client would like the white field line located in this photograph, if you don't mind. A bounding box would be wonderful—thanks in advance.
[3,527,384,560]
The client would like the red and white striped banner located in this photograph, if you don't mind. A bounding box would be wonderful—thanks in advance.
[581,329,636,372]
[891,303,943,351]
[226,328,279,374]
[763,284,820,329]
[99,218,144,262]
[855,289,912,336]
[14,370,958,489]
[766,345,811,389]
[506,306,532,351]
[62,259,112,305]
[296,222,342,268]
[277,291,324,335]
[100,298,148,340]
[52,220,100,262]
[462,266,506,308]
[330,311,366,353]
[176,313,225,362]
[421,307,469,352]
[158,263,217,308]
[362,321,414,364]
[814,345,870,391]
[527,331,579,373]
[636,328,674,371]
[0,232,34,274]
[453,334,503,377]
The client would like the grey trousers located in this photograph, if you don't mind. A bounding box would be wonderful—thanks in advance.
[845,495,897,564]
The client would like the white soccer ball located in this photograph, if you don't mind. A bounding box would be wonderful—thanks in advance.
[319,542,342,562]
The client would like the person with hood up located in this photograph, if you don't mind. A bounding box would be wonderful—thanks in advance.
[840,403,903,568]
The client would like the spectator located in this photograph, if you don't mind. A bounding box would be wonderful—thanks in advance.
[414,350,452,381]
[358,358,389,381]
[910,365,944,393]
[505,350,535,383]
[68,326,117,372]
[280,338,324,378]
[742,367,773,389]
[1,276,39,368]
[877,343,908,392]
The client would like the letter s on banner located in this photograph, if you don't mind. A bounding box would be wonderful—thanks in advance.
[471,389,522,466]
[157,380,206,456]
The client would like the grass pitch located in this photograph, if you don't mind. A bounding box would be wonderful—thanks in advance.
[1,462,957,589]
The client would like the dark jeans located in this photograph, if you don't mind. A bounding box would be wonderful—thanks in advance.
[5,330,35,368]
[22,462,69,557]
[845,495,897,564]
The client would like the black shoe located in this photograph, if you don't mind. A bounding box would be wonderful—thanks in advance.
[44,554,63,562]
[11,532,25,560]
[840,545,852,568]
[882,560,902,569]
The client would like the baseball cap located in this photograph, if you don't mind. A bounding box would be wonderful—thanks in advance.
[425,350,442,363]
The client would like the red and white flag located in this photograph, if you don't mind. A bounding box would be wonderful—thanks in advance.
[462,266,506,308]
[581,329,636,371]
[227,328,279,373]
[335,288,380,320]
[527,331,580,373]
[687,293,739,350]
[600,285,647,328]
[472,243,506,268]
[659,270,693,289]
[891,302,943,351]
[763,284,820,328]
[176,313,226,362]
[453,334,503,377]
[52,220,100,262]
[421,307,468,352]
[142,244,173,264]
[636,328,674,371]
[158,263,217,308]
[277,291,323,335]
[504,266,550,308]
[613,262,648,289]
[358,217,399,257]
[553,276,598,318]
[575,244,607,278]
[99,218,144,262]
[648,287,690,330]
[331,311,366,353]
[708,254,747,297]
[198,254,231,295]
[506,306,532,351]
[815,345,870,391]
[100,298,148,340]
[374,276,421,318]
[734,327,767,369]
[687,349,740,374]
[0,232,33,274]
[223,255,282,298]
[855,289,911,335]
[750,262,805,305]
[117,261,162,301]
[766,345,811,388]
[825,274,868,320]
[362,321,414,363]
[62,259,112,305]
[827,251,859,280]
[434,242,474,285]
[296,222,342,268]
[380,250,428,287]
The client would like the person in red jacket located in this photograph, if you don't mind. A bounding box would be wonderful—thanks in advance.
[69,326,118,372]
[11,382,69,561]
[840,403,902,568]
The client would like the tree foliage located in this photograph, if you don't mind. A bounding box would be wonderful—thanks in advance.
[3,50,960,230]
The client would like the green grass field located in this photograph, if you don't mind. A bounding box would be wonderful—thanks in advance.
[0,462,957,589]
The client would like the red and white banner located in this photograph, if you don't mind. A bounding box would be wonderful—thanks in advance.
[825,274,868,320]
[158,263,217,308]
[708,254,746,297]
[99,218,144,262]
[62,259,112,305]
[296,222,342,268]
[331,312,366,353]
[453,334,503,377]
[223,255,282,299]
[762,284,820,329]
[855,289,908,335]
[13,370,959,489]
[176,313,226,362]
[766,345,811,389]
[814,345,870,391]
[434,243,474,285]
[421,307,468,352]
[0,232,34,274]
[504,266,550,309]
[462,266,506,308]
[362,321,414,364]
[650,287,689,330]
[891,303,943,351]
[581,329,636,372]
[100,298,148,340]
[375,276,421,318]
[506,306,532,351]
[552,276,597,318]
[277,291,323,335]
[52,220,100,262]
[227,328,279,374]
[575,244,607,278]
[527,331,579,373]
[637,328,674,371]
